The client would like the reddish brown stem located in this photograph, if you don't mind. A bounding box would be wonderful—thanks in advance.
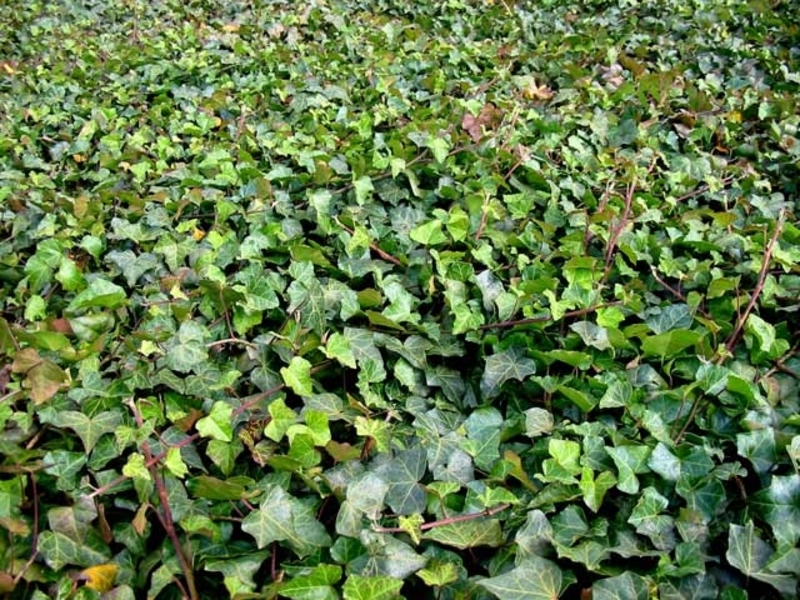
[372,503,510,534]
[335,217,404,267]
[720,210,786,360]
[478,301,622,331]
[130,400,199,600]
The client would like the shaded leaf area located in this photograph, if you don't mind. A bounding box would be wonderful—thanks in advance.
[0,0,799,598]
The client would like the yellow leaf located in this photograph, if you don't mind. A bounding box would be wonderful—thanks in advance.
[192,227,206,241]
[76,563,118,592]
[1,62,16,75]
[522,78,553,101]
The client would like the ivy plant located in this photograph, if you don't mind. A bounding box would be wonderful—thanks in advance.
[1,0,798,599]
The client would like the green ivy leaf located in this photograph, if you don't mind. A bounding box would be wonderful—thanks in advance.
[478,556,562,600]
[423,518,504,550]
[280,564,342,600]
[195,401,233,442]
[186,475,245,501]
[37,531,110,571]
[375,447,427,515]
[641,329,703,359]
[242,484,330,557]
[580,467,617,513]
[593,571,650,600]
[67,278,127,312]
[409,220,448,245]
[56,411,123,453]
[480,348,536,400]
[281,356,314,397]
[323,332,357,368]
[342,574,402,600]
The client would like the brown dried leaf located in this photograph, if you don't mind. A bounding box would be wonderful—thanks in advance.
[461,103,503,142]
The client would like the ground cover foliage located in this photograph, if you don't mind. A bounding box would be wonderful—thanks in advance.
[1,0,799,597]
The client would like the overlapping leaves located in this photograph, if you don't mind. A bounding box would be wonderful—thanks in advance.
[0,0,798,598]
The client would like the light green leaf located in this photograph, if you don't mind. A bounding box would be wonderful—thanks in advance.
[409,220,448,245]
[280,564,342,600]
[265,398,297,442]
[353,176,374,205]
[67,278,127,312]
[342,574,402,600]
[478,556,562,600]
[426,136,450,164]
[580,467,617,513]
[121,453,151,482]
[525,407,554,438]
[196,401,233,442]
[281,356,314,397]
[323,332,357,368]
[417,561,459,587]
[423,518,504,550]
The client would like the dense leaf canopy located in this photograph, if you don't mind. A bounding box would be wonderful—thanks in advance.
[1,0,799,599]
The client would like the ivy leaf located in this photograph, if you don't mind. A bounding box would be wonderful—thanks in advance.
[525,407,554,438]
[641,329,702,359]
[37,531,110,571]
[751,474,800,548]
[204,550,271,597]
[195,401,233,442]
[56,411,123,453]
[187,476,245,501]
[606,445,651,494]
[736,429,776,475]
[280,564,342,600]
[423,518,504,550]
[242,484,330,557]
[593,571,650,600]
[352,531,427,578]
[281,356,314,397]
[342,574,402,600]
[480,348,536,400]
[375,447,427,515]
[67,278,127,312]
[723,520,798,596]
[410,220,448,245]
[323,332,357,368]
[580,467,617,513]
[645,304,692,334]
[570,321,612,351]
[478,556,562,600]
[164,321,209,374]
[463,407,503,470]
